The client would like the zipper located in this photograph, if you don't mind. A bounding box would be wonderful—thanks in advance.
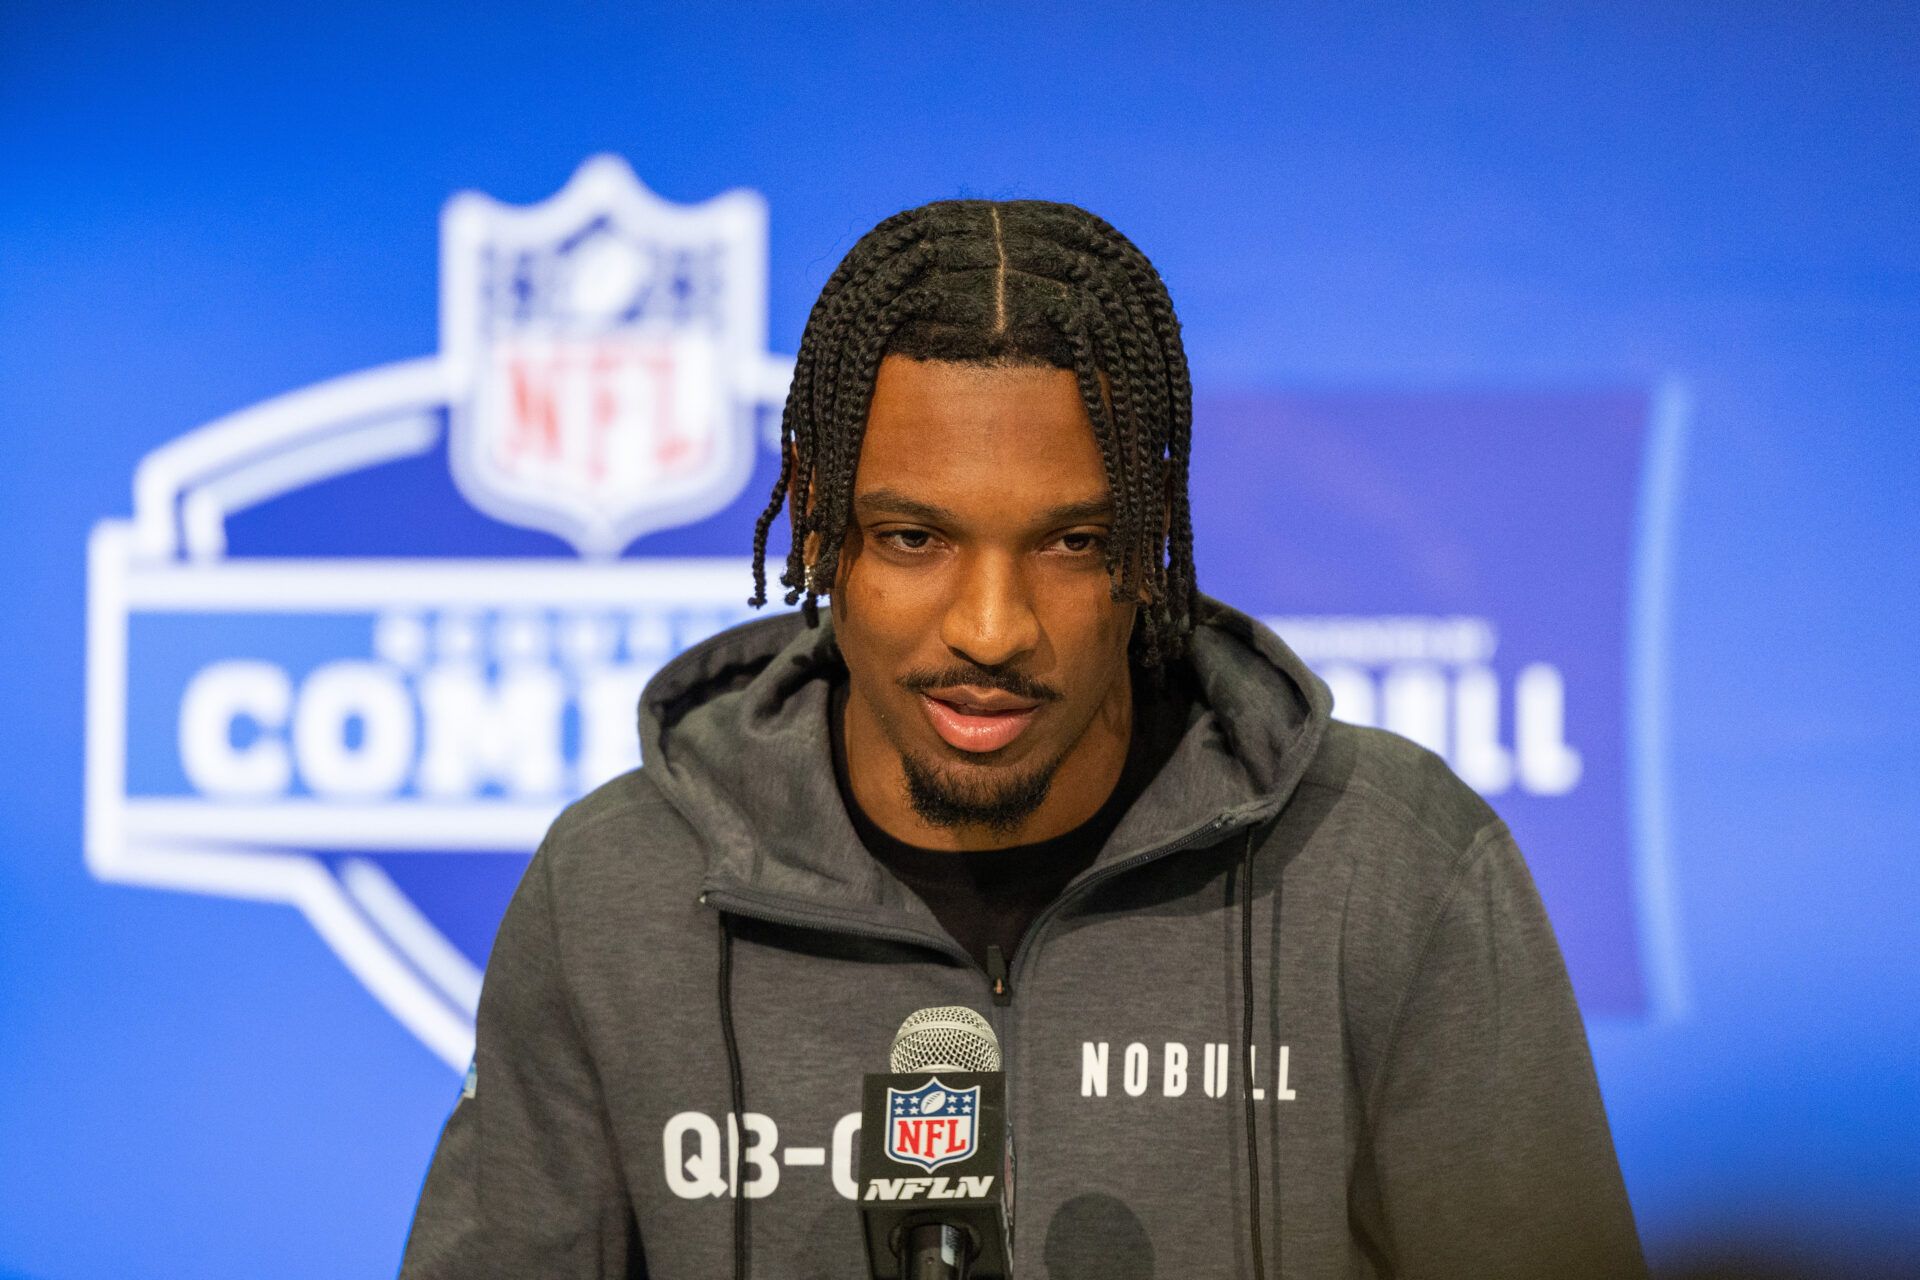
[703,810,1256,1011]
[976,811,1248,1182]
[706,811,1254,1260]
[1004,812,1249,992]
[986,945,1011,1006]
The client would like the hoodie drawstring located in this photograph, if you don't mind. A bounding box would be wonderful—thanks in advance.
[718,913,750,1280]
[719,831,1277,1280]
[1243,824,1273,1280]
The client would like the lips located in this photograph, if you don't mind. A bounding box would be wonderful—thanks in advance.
[919,691,1041,753]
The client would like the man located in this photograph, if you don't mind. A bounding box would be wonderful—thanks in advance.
[401,200,1645,1278]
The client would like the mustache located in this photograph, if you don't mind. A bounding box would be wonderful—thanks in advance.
[898,663,1064,704]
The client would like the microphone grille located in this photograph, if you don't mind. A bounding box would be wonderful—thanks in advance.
[890,1005,1002,1073]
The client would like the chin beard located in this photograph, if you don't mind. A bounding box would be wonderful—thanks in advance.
[900,749,1063,837]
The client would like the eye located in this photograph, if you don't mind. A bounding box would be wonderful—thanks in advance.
[1052,531,1107,555]
[877,528,935,552]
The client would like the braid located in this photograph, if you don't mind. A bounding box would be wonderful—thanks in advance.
[1062,290,1143,595]
[1060,212,1200,645]
[749,198,1199,664]
[804,285,934,618]
[1046,296,1134,589]
[1064,249,1167,608]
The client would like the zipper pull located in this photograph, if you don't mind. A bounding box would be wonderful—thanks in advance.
[986,945,1012,1006]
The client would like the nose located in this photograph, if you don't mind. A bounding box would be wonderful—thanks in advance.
[939,549,1040,669]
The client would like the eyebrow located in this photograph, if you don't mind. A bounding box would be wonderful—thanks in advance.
[854,489,1114,526]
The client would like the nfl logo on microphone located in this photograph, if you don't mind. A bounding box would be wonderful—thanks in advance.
[885,1080,981,1173]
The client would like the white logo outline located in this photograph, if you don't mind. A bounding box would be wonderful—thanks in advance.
[86,157,794,1068]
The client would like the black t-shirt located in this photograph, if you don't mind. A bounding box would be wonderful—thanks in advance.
[829,670,1190,975]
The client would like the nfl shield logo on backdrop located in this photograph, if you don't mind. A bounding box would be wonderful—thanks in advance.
[85,155,790,1074]
[441,156,769,556]
[885,1079,980,1173]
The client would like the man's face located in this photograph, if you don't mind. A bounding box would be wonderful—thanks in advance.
[831,355,1138,845]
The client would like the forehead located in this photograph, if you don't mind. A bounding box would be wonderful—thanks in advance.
[855,356,1110,512]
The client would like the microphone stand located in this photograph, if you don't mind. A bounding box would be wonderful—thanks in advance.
[901,1222,971,1280]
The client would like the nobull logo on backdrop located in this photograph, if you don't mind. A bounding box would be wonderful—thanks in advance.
[86,157,792,1068]
[85,162,1685,1070]
[1202,389,1689,1021]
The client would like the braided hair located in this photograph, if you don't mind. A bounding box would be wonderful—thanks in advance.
[748,199,1198,665]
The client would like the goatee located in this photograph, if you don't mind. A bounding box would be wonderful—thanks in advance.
[899,749,1064,837]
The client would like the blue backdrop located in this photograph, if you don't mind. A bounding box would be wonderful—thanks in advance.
[2,4,1915,1277]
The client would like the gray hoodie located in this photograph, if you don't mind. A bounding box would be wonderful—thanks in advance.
[400,597,1645,1279]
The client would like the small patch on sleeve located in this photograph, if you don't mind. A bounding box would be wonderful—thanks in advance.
[462,1059,478,1100]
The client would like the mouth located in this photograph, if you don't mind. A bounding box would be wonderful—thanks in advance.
[918,689,1042,754]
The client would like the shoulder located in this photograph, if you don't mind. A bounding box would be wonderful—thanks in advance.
[545,763,680,845]
[481,765,720,1059]
[1296,719,1504,872]
[1277,722,1532,1073]
[1283,718,1513,943]
[531,764,705,903]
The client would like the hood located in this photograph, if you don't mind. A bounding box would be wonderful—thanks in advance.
[637,595,1333,928]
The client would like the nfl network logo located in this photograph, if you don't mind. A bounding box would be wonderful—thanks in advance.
[885,1080,980,1173]
[85,156,794,1069]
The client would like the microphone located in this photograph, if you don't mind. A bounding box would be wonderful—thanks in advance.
[857,1006,1013,1280]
